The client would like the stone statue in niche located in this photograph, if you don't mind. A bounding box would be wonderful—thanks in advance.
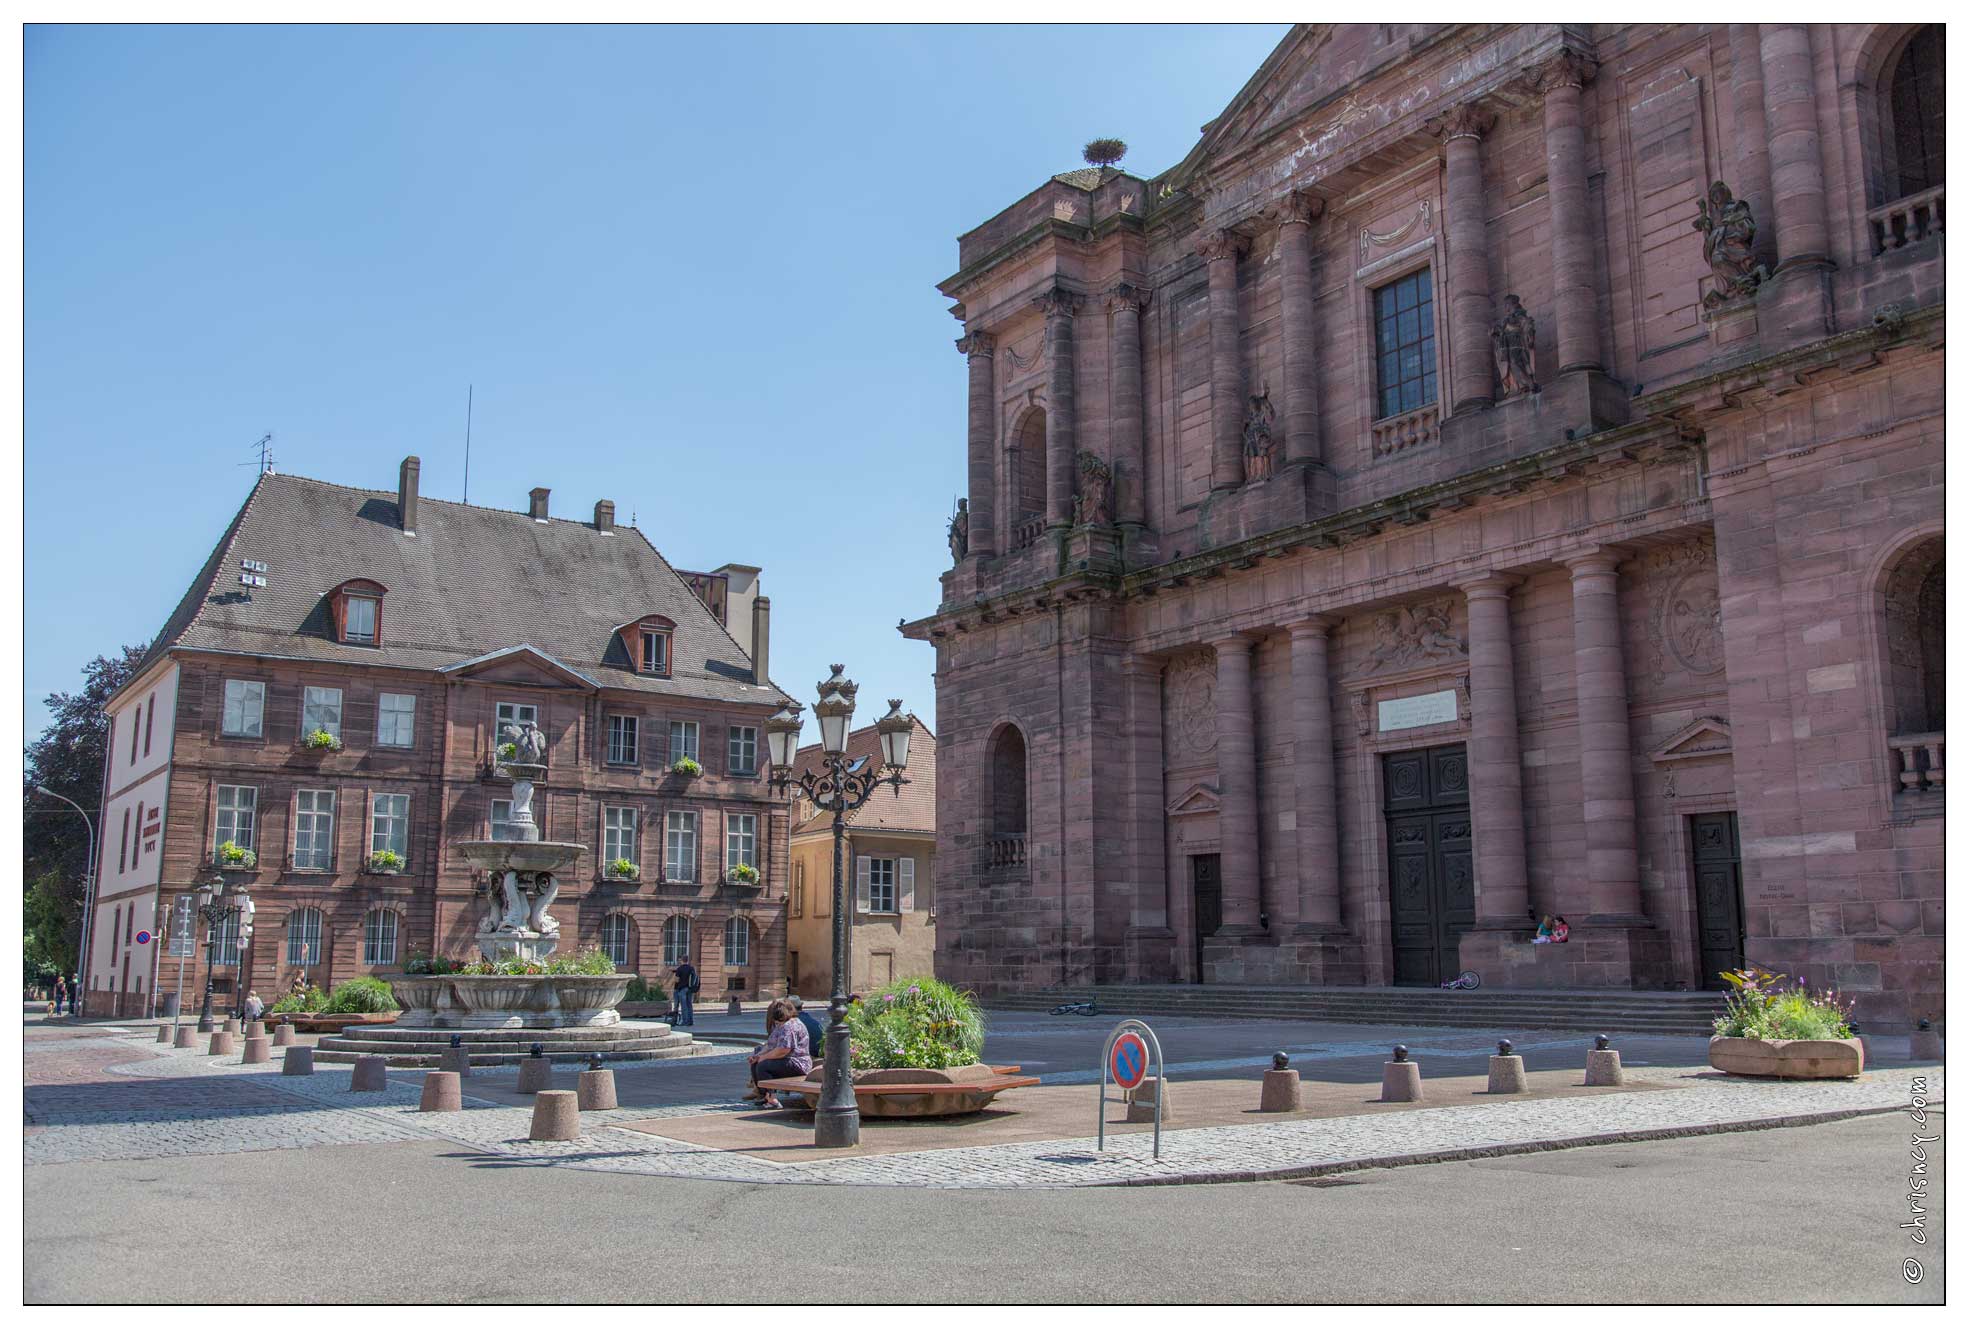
[1242,387,1277,481]
[1693,181,1766,307]
[947,499,969,562]
[1490,294,1537,397]
[1073,450,1114,526]
[1365,597,1466,673]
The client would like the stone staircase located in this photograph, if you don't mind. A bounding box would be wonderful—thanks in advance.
[987,984,1728,1036]
[313,1021,714,1068]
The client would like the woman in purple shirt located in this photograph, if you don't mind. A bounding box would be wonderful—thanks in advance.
[745,999,812,1108]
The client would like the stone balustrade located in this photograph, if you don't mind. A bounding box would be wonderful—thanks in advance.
[1371,403,1440,459]
[1889,731,1945,794]
[984,833,1027,871]
[1868,185,1944,256]
[1011,515,1047,550]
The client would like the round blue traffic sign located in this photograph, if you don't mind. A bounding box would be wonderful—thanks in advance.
[134,930,153,945]
[1110,1031,1149,1091]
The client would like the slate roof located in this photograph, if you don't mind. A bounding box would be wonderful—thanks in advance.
[791,714,936,837]
[122,471,789,708]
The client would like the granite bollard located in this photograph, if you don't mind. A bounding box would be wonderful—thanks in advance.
[1585,1034,1624,1086]
[271,1022,296,1047]
[1487,1040,1527,1094]
[155,1024,174,1043]
[530,1089,580,1141]
[244,1020,266,1039]
[241,1036,272,1065]
[1380,1045,1423,1102]
[1910,1019,1943,1062]
[282,1046,315,1076]
[351,1055,389,1092]
[207,1030,236,1056]
[1259,1051,1302,1113]
[173,1026,197,1049]
[577,1067,618,1111]
[517,1048,554,1094]
[420,1071,463,1112]
[1125,1076,1171,1123]
[223,1018,241,1035]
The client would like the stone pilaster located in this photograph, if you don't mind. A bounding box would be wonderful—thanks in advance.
[1566,550,1644,922]
[1122,654,1175,980]
[1727,25,1777,273]
[1288,618,1341,932]
[1431,103,1495,413]
[1759,24,1830,271]
[1267,192,1324,466]
[1195,230,1248,491]
[1211,632,1262,933]
[1035,288,1080,528]
[1527,50,1602,374]
[1458,574,1530,927]
[1105,284,1152,529]
[957,330,997,558]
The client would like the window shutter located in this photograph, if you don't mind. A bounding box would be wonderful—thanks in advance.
[364,789,375,862]
[856,856,873,913]
[900,857,915,912]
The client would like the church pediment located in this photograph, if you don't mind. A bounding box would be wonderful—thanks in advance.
[1167,782,1222,817]
[1650,716,1732,763]
[439,644,599,692]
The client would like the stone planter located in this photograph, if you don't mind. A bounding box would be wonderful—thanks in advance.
[283,1012,400,1033]
[386,973,632,1029]
[1708,1035,1864,1079]
[778,1064,1010,1118]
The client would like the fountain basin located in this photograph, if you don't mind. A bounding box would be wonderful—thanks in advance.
[453,839,586,874]
[386,974,633,1029]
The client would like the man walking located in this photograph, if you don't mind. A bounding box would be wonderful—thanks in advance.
[671,957,698,1028]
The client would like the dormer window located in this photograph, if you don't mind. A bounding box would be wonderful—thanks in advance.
[329,578,388,647]
[616,615,676,678]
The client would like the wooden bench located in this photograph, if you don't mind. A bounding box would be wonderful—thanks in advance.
[759,1064,1039,1118]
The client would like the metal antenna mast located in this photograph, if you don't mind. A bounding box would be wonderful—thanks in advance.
[462,385,474,503]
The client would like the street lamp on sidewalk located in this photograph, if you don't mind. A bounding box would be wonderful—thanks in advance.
[33,785,97,1018]
[194,875,252,1032]
[767,668,912,1149]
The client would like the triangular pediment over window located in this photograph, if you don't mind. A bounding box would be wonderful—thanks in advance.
[1649,716,1733,764]
[439,644,599,692]
[1167,782,1222,817]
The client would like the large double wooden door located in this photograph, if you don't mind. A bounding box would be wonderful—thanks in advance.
[1691,811,1745,989]
[1384,744,1474,986]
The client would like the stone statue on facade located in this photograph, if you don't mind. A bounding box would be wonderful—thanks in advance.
[1490,294,1537,397]
[1693,181,1766,307]
[1242,387,1277,481]
[948,498,969,562]
[1073,450,1114,526]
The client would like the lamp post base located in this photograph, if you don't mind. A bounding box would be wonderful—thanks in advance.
[814,1104,861,1149]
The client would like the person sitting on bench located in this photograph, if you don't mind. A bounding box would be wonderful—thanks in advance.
[745,999,812,1108]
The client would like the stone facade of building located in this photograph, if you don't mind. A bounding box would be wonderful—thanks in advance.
[87,463,794,1016]
[785,715,939,997]
[904,23,1944,1023]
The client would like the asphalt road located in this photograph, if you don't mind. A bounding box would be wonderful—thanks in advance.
[25,1109,1941,1303]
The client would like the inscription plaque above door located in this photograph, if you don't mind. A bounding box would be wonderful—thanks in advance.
[1378,689,1459,732]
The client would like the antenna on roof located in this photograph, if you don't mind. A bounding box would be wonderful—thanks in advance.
[249,433,275,474]
[462,385,474,503]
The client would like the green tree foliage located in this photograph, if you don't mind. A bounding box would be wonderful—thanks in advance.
[22,642,150,968]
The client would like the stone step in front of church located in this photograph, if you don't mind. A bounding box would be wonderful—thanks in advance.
[987,985,1728,1035]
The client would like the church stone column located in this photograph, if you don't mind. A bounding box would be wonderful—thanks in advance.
[1728,25,1777,272]
[1433,104,1496,413]
[957,330,996,558]
[1760,24,1830,270]
[1105,284,1152,528]
[1035,288,1080,527]
[1529,50,1603,374]
[1458,574,1530,927]
[1195,230,1248,490]
[1212,632,1262,933]
[1566,550,1644,921]
[1269,192,1323,466]
[1121,655,1173,978]
[1288,618,1341,931]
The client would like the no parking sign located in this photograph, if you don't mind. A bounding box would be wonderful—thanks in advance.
[1098,1019,1165,1159]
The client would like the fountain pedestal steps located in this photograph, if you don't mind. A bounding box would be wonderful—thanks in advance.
[314,1022,715,1068]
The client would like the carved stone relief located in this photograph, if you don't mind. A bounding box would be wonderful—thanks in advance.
[1166,651,1218,754]
[1361,596,1467,674]
[1643,538,1725,682]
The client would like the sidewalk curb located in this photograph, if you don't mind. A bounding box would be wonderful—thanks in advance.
[1110,1101,1934,1188]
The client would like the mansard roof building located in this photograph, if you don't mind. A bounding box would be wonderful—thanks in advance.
[88,458,793,1015]
[904,23,1943,1023]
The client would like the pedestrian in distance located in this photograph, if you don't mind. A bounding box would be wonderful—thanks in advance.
[52,976,66,1015]
[671,957,698,1027]
[243,990,264,1021]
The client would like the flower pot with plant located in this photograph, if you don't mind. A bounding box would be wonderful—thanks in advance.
[669,756,702,779]
[303,729,343,753]
[216,840,258,870]
[366,849,405,875]
[606,857,639,882]
[1707,966,1864,1078]
[726,862,760,887]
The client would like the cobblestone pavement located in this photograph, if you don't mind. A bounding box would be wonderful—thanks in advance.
[23,1020,1941,1188]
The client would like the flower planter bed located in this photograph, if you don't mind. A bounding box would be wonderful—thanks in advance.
[278,1012,400,1033]
[1707,1035,1864,1079]
[760,1064,1038,1118]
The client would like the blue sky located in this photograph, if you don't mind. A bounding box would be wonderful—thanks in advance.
[25,23,1289,739]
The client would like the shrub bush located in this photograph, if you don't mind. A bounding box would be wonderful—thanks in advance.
[402,950,463,976]
[270,985,325,1014]
[1713,967,1854,1040]
[844,977,986,1070]
[321,976,399,1014]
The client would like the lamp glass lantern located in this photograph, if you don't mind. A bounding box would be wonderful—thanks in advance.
[813,673,856,755]
[764,703,804,777]
[875,700,912,772]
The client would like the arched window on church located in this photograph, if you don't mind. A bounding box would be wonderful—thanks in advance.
[985,724,1028,869]
[1009,409,1047,548]
[1888,26,1945,201]
[1865,24,1945,252]
[1882,534,1943,795]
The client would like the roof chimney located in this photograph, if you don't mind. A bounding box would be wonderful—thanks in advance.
[528,487,550,521]
[594,499,615,533]
[398,456,420,535]
[751,594,771,686]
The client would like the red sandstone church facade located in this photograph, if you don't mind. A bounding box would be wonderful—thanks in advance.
[903,23,1943,1023]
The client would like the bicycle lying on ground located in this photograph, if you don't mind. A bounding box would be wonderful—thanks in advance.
[1050,1000,1101,1016]
[1440,970,1482,991]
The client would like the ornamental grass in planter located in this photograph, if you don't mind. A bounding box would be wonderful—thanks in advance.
[1709,967,1863,1079]
[844,977,986,1071]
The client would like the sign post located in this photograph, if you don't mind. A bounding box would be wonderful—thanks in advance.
[1098,1019,1165,1160]
[170,895,194,1028]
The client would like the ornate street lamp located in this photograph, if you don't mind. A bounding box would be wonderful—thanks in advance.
[194,875,252,1032]
[233,894,258,1020]
[769,666,908,1149]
